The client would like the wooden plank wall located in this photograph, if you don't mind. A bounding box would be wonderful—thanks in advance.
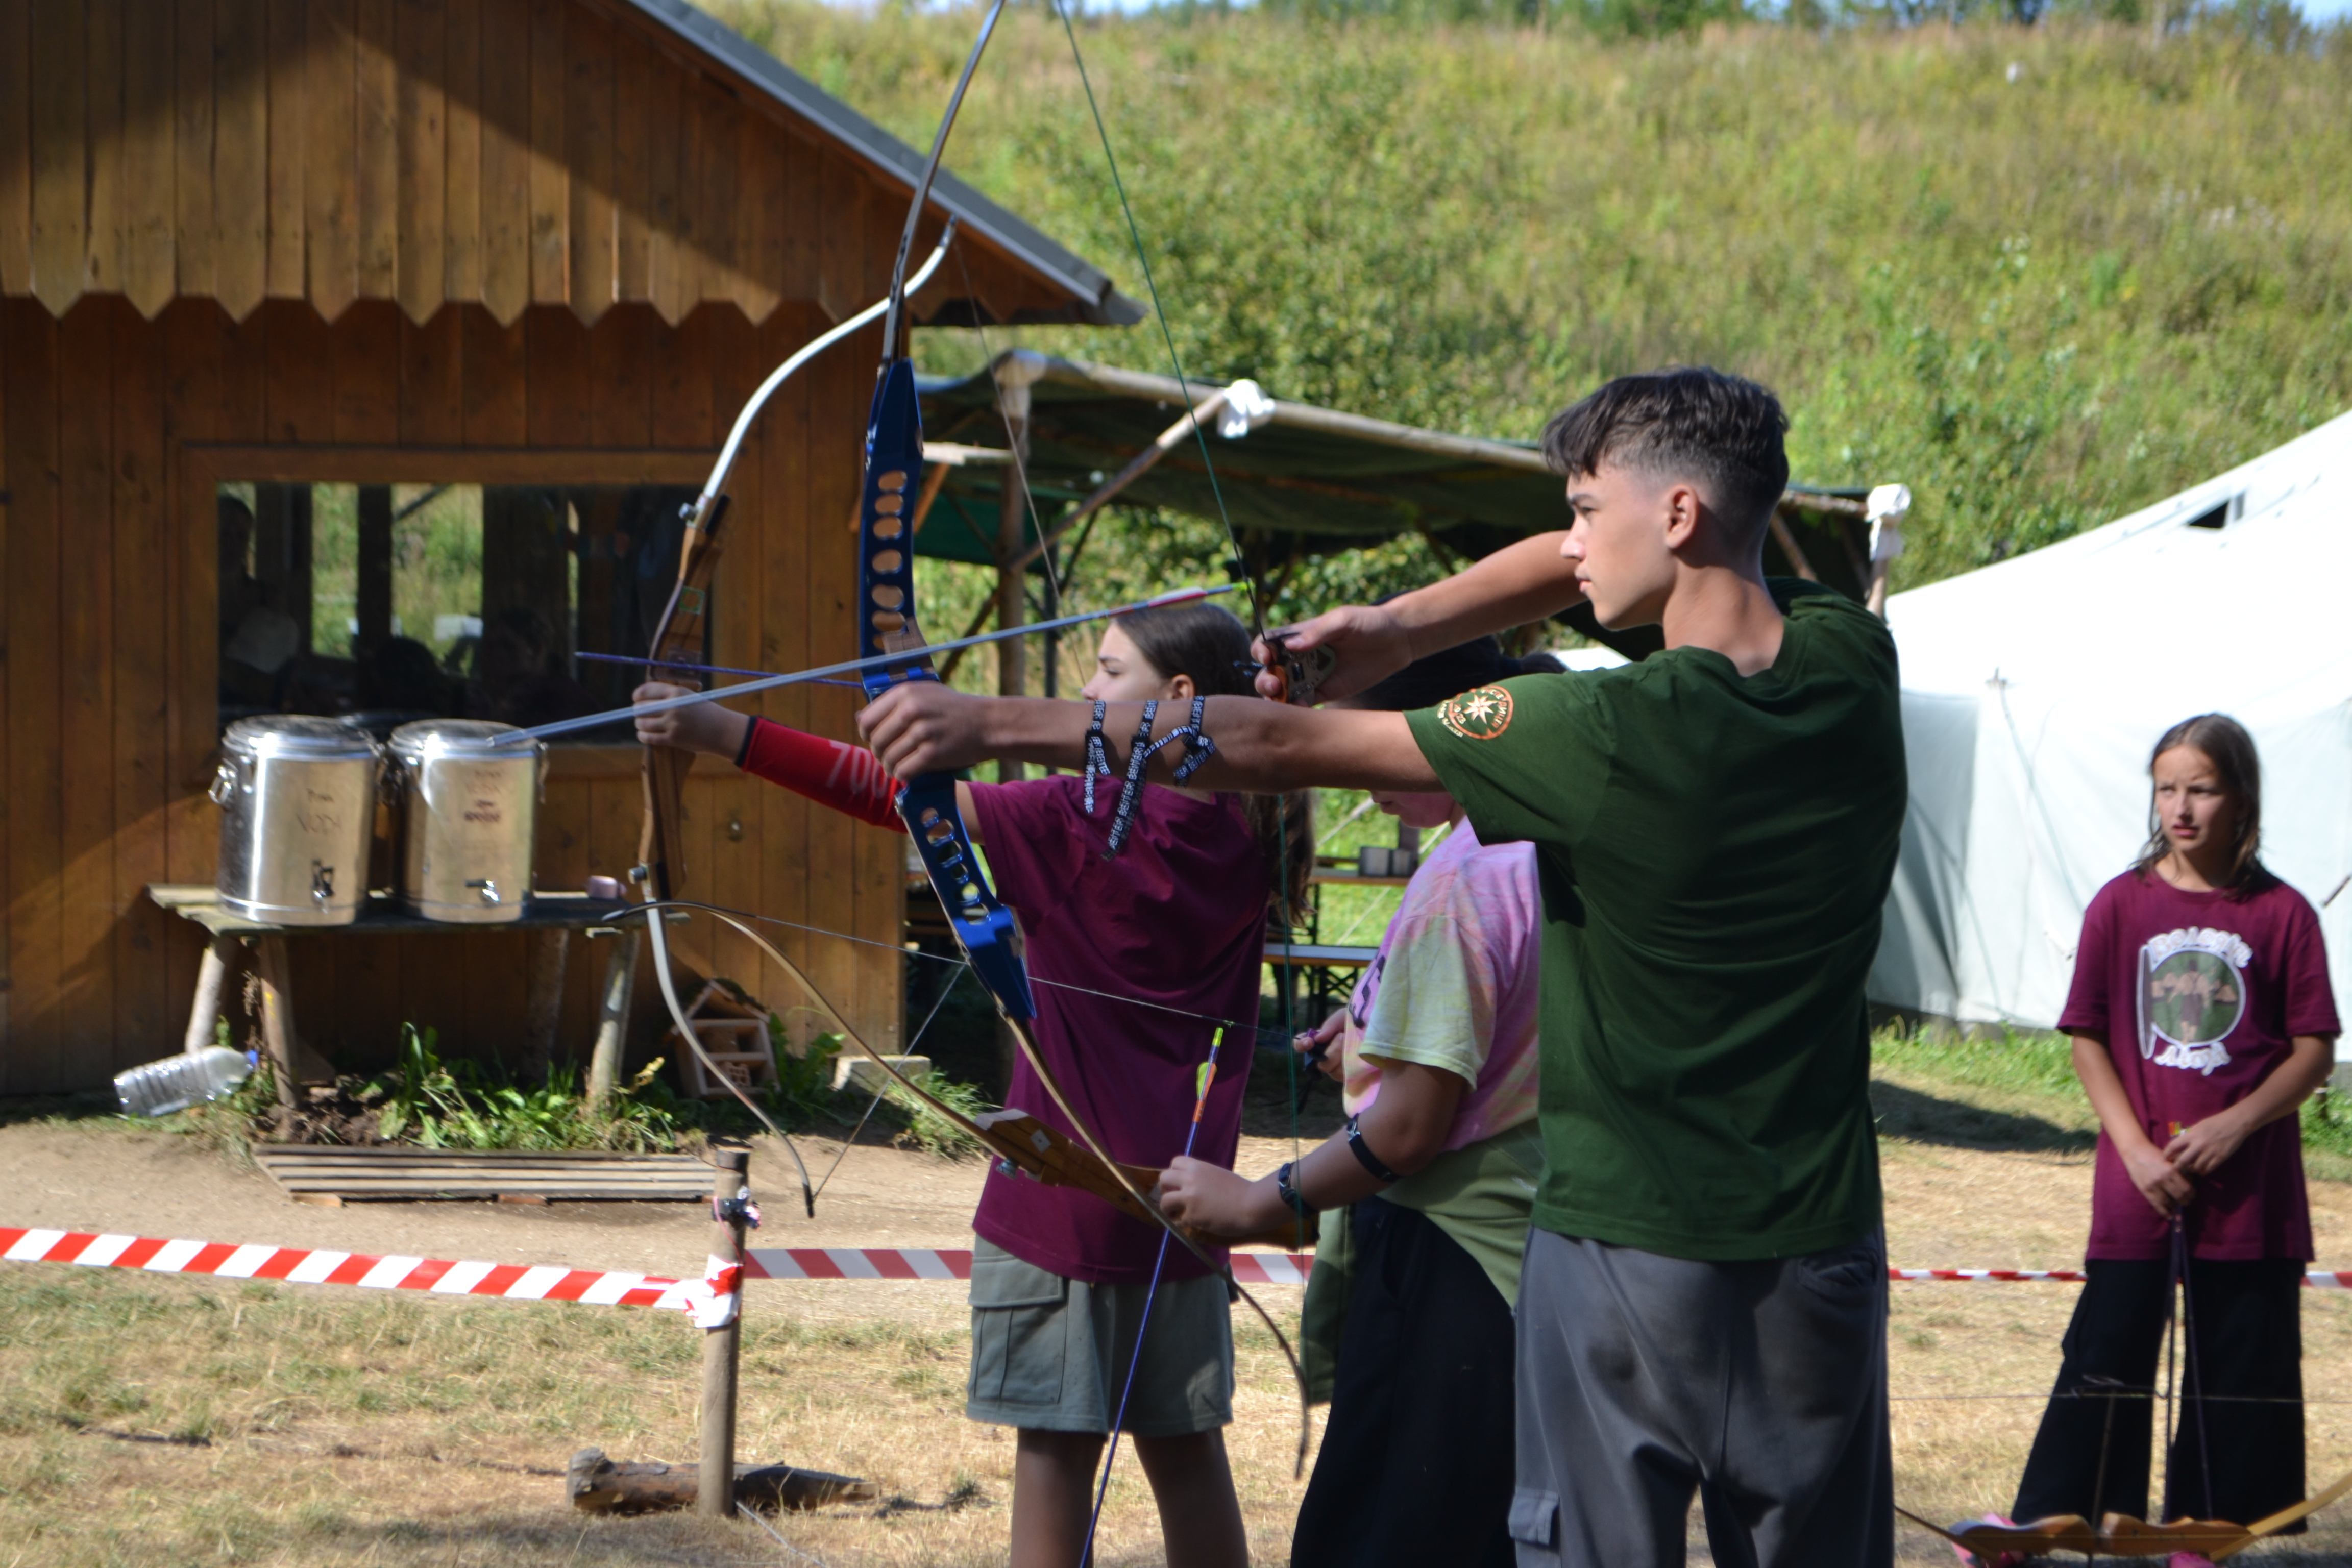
[0,0,1065,331]
[0,293,901,1094]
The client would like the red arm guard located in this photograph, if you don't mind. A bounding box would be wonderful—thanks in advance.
[735,717,907,834]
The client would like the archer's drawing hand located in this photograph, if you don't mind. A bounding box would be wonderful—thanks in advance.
[633,682,750,760]
[1251,604,1412,705]
[2165,1111,2251,1178]
[2123,1139,2196,1217]
[1295,1008,1347,1083]
[859,681,988,778]
[1158,1156,1284,1239]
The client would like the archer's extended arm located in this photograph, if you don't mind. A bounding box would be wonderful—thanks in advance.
[1247,531,1585,703]
[861,684,1440,797]
[635,681,992,843]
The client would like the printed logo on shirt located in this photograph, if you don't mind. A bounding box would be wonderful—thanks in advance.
[1437,685,1514,741]
[2138,925,2252,1076]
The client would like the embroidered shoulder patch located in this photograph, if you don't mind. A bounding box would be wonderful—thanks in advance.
[1437,684,1514,741]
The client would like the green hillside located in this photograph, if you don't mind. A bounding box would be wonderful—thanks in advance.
[713,4,2352,597]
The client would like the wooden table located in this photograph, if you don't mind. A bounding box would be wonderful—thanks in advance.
[148,885,651,1112]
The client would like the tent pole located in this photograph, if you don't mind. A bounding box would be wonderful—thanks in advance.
[1001,387,1231,577]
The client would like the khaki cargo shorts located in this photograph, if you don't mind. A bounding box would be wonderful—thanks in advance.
[965,1239,1235,1436]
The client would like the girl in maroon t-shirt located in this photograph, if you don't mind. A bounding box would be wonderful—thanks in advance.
[636,601,1299,1568]
[2001,714,2338,1538]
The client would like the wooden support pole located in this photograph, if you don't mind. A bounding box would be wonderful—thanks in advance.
[994,383,1032,782]
[183,934,239,1055]
[1000,385,1232,578]
[585,926,641,1111]
[521,928,571,1079]
[356,485,395,653]
[698,1145,752,1518]
[252,936,301,1112]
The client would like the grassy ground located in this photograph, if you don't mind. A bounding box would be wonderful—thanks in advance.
[7,1038,2352,1564]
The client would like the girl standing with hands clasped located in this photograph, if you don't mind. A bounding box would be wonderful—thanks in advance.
[636,601,1303,1568]
[1997,714,2338,1540]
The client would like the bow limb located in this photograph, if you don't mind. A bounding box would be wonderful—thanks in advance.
[638,904,816,1218]
[2215,1461,2352,1558]
[645,901,1152,1206]
[996,1012,1314,1477]
[1894,1459,2352,1561]
[654,899,1318,1479]
[694,228,956,521]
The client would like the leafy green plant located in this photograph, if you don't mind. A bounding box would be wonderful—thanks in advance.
[361,1023,689,1153]
[763,1018,846,1125]
[881,1070,989,1161]
[757,1016,984,1158]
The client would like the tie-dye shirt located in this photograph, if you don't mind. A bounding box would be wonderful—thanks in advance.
[1341,819,1541,1147]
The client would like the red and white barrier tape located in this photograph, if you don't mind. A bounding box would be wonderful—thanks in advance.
[1892,1265,2352,1289]
[1,1226,709,1313]
[7,1228,2344,1298]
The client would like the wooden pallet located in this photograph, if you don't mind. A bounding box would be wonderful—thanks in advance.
[253,1145,714,1206]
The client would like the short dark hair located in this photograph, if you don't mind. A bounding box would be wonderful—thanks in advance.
[1351,635,1562,713]
[1539,367,1791,537]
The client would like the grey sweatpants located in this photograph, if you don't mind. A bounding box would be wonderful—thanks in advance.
[1510,1227,1894,1568]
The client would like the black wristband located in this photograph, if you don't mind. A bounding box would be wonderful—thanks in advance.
[1344,1114,1402,1184]
[732,713,760,771]
[1275,1160,1303,1211]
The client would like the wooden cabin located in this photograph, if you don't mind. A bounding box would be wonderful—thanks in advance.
[0,0,1135,1094]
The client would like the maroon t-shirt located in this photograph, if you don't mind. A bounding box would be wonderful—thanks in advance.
[966,777,1266,1285]
[2060,869,2339,1261]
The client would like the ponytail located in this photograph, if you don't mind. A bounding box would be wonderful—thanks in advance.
[1112,600,1314,923]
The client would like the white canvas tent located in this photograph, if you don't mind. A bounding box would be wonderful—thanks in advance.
[1870,407,2352,1059]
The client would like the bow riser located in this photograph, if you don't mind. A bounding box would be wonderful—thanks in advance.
[639,496,730,903]
[859,358,1037,1022]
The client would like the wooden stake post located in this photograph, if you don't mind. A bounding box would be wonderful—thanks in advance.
[699,1145,751,1518]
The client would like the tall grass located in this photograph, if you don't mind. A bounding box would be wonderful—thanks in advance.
[714,5,2351,606]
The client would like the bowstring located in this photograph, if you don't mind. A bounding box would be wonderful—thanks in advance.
[810,966,968,1205]
[951,238,1068,627]
[1080,1026,1230,1568]
[1044,0,1313,1455]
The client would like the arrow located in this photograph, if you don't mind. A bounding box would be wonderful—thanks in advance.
[494,583,1242,746]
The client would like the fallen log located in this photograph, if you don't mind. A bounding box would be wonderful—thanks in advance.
[567,1447,877,1515]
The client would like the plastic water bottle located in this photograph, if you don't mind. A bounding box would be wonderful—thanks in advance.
[114,1047,253,1118]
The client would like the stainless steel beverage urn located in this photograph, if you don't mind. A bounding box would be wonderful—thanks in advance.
[388,720,546,923]
[210,717,384,926]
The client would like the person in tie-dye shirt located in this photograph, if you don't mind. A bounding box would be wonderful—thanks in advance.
[1160,635,1550,1568]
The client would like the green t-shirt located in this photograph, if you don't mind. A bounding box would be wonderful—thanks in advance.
[1404,580,1905,1261]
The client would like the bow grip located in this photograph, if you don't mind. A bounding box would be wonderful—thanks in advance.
[897,773,1035,1021]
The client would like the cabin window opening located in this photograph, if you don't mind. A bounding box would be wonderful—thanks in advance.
[215,481,702,740]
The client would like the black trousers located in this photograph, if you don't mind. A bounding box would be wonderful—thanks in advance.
[1290,1199,1517,1568]
[2013,1257,2304,1527]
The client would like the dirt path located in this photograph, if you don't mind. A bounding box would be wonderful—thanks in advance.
[9,1117,2352,1563]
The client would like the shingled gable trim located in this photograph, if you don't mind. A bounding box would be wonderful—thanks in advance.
[604,0,1143,327]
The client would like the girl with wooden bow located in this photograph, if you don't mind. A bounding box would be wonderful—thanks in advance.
[1959,714,2339,1558]
[637,598,1302,1568]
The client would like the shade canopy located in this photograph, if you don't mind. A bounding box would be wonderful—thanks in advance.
[914,352,1877,659]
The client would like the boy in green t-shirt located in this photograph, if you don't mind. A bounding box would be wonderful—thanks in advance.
[860,368,1907,1568]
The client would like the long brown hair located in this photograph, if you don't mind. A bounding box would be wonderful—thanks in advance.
[1112,600,1314,924]
[2133,713,2266,895]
